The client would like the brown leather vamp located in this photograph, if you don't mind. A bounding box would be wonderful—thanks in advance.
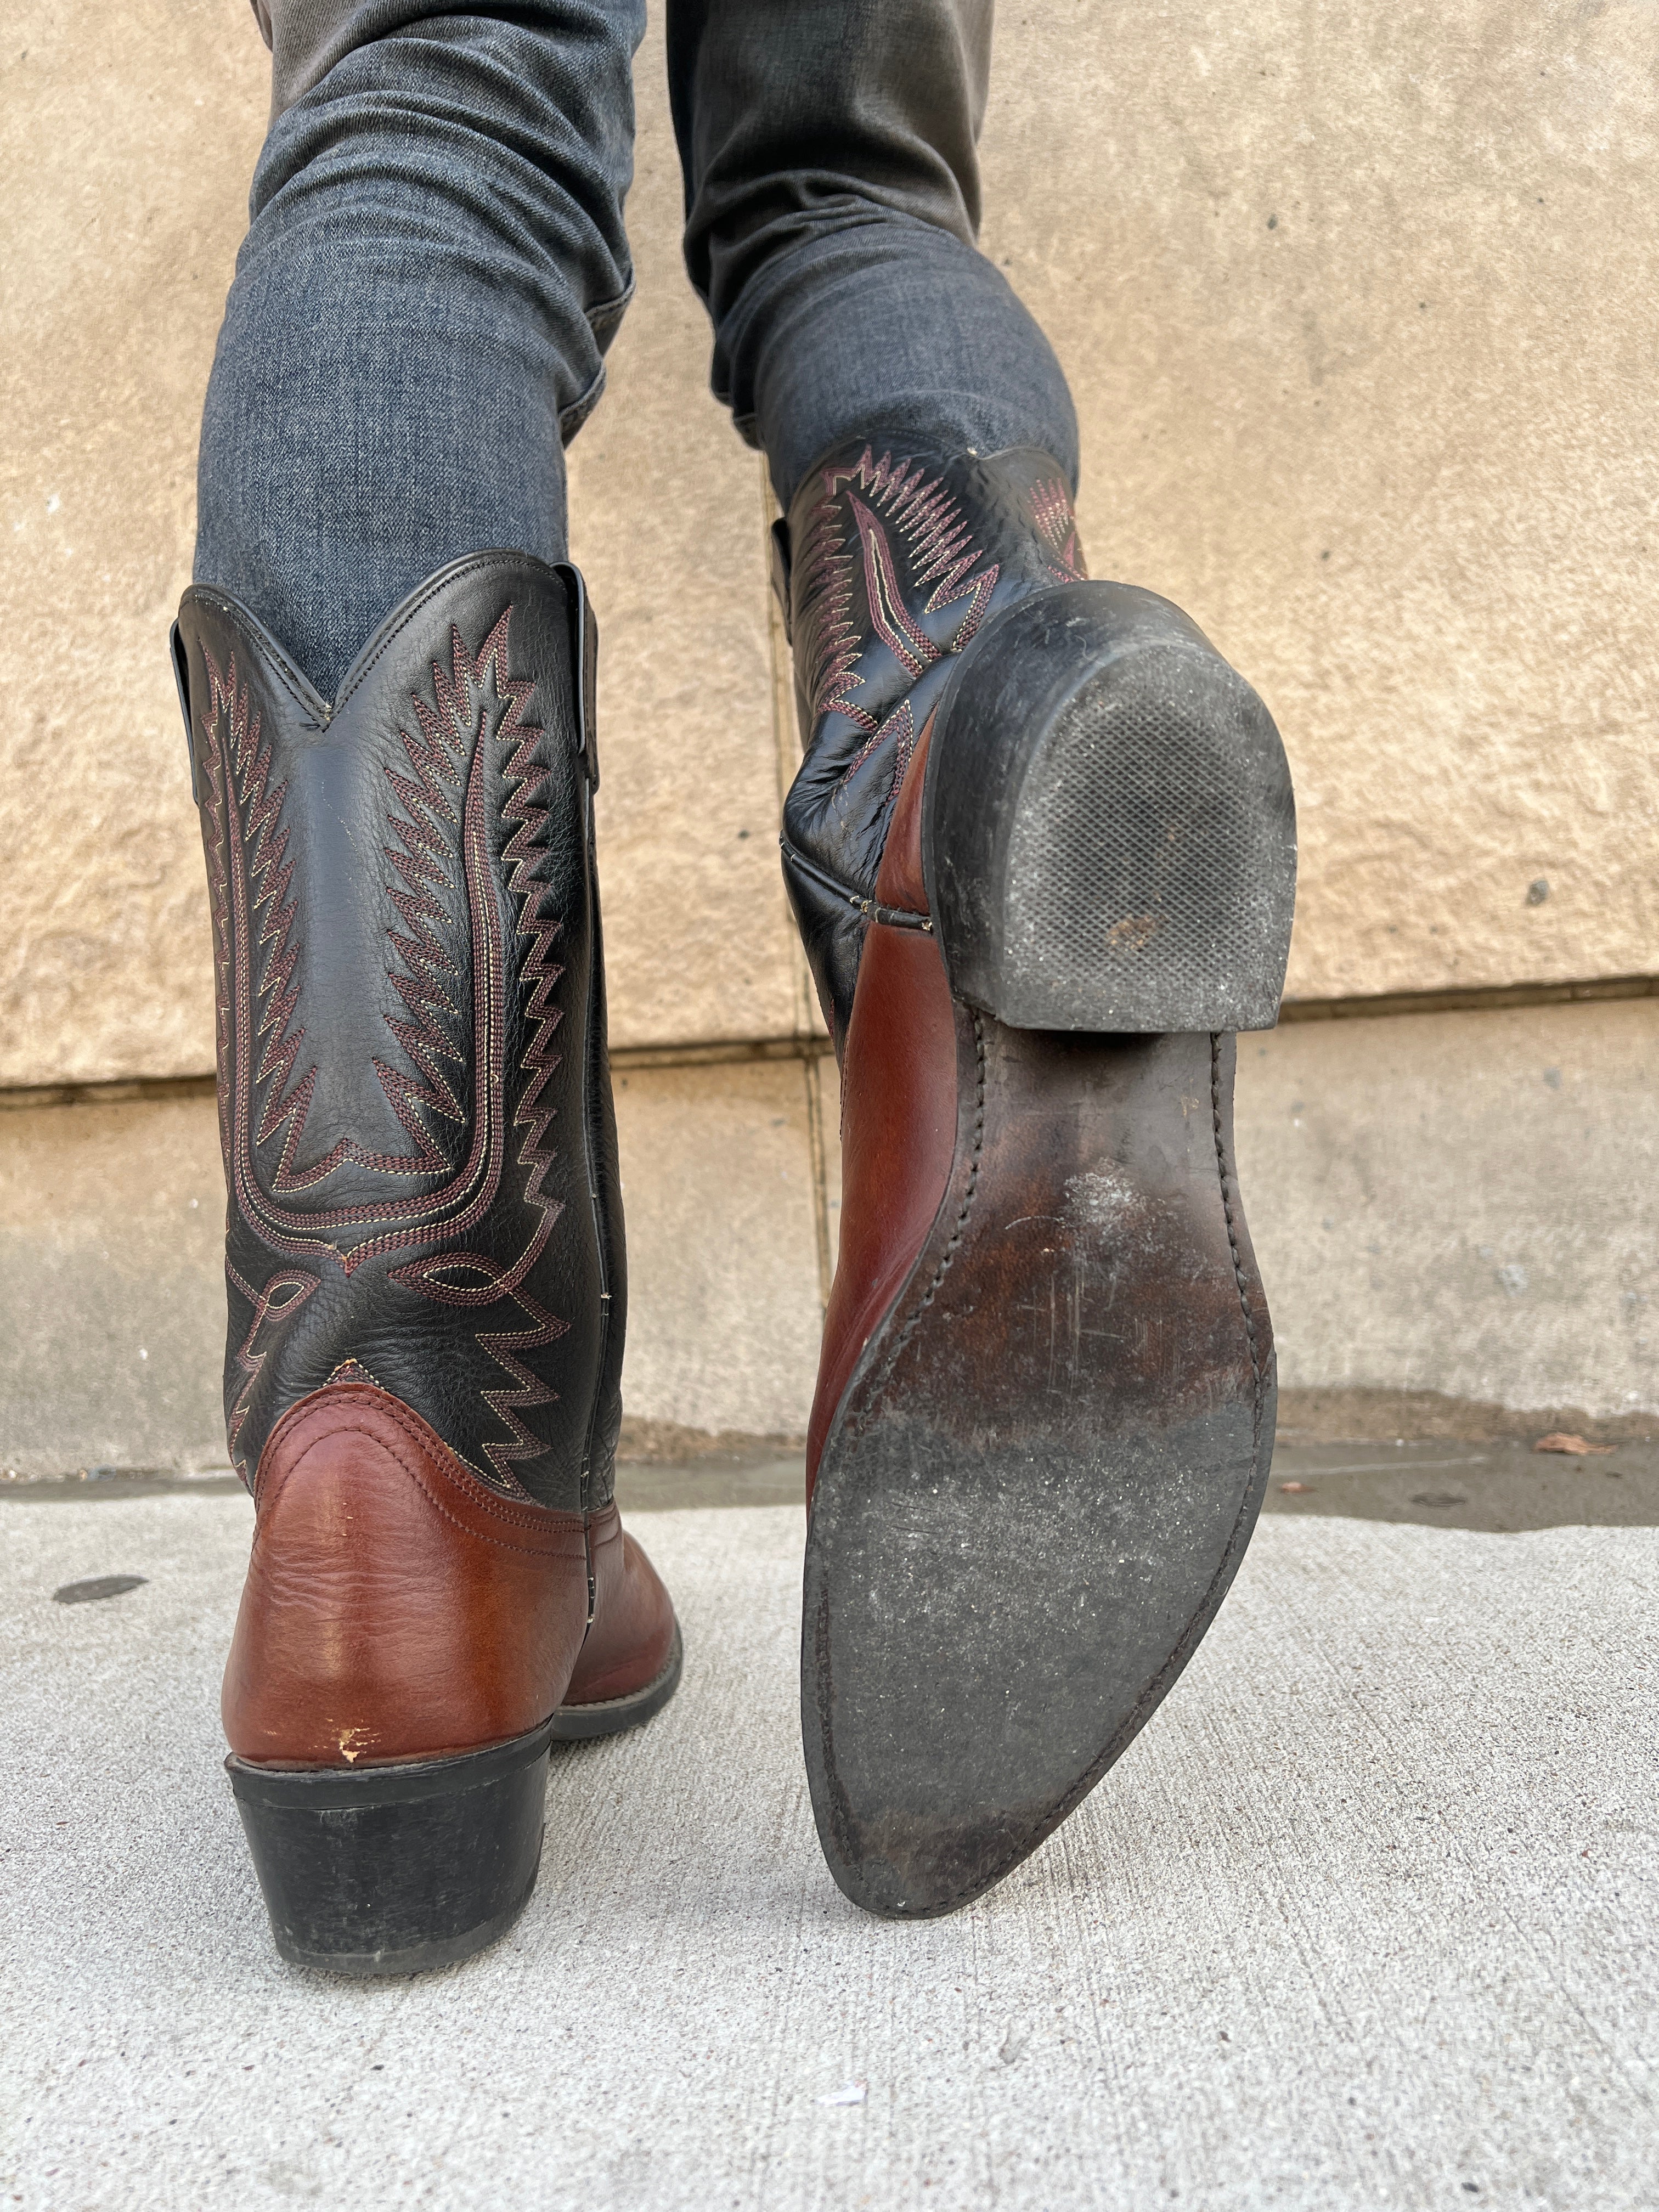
[563,1513,677,1706]
[806,723,956,1496]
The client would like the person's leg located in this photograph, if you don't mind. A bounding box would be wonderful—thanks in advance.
[197,0,642,696]
[180,0,682,1976]
[669,0,1074,507]
[670,0,1297,1921]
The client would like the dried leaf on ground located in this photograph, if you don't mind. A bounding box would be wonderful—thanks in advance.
[1533,1432,1613,1457]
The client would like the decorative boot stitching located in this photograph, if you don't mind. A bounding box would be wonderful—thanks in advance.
[224,1258,320,1491]
[205,622,552,1238]
[1026,476,1088,583]
[1210,1032,1263,1455]
[781,452,1086,1054]
[207,622,521,1245]
[869,1010,988,1402]
[834,695,915,803]
[795,447,998,736]
[385,628,578,1489]
[200,606,583,1492]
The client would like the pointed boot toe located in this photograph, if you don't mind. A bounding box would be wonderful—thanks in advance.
[776,442,1295,1916]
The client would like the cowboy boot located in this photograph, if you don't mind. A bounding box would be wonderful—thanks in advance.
[171,553,680,1973]
[776,441,1296,1916]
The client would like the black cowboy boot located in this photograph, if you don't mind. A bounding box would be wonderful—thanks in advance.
[171,554,680,1974]
[775,439,1296,1916]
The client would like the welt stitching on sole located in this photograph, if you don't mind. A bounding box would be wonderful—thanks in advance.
[1210,1031,1264,1454]
[870,1008,988,1400]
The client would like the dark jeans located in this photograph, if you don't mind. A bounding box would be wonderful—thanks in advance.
[197,0,1079,696]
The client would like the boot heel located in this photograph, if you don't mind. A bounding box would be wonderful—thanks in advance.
[227,1719,554,1977]
[923,581,1296,1034]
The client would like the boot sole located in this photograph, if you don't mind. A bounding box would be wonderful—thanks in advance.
[228,1623,682,1974]
[802,586,1294,1918]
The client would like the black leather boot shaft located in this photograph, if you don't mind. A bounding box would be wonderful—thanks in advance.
[172,554,625,1513]
[775,439,1087,1053]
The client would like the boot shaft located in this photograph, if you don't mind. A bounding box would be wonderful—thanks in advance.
[172,555,625,1512]
[775,439,1087,1050]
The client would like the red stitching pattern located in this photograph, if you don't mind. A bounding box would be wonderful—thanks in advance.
[224,1259,320,1487]
[204,622,528,1256]
[203,605,579,1487]
[1028,475,1087,582]
[795,448,1000,733]
[834,696,915,803]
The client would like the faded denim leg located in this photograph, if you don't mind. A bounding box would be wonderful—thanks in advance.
[195,1,644,696]
[195,0,1079,693]
[669,0,1077,503]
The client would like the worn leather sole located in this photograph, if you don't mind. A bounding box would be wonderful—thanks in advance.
[228,1623,683,1976]
[802,586,1294,1918]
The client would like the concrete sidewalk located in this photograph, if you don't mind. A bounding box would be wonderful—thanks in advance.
[3,1470,1656,2210]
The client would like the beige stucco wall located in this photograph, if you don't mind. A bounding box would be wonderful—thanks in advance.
[4,0,1654,1086]
[1,3,261,1089]
[981,0,1659,1003]
[3,996,1651,1476]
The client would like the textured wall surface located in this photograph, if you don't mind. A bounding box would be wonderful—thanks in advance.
[5,998,1651,1476]
[1239,998,1658,1419]
[0,0,801,1086]
[1,3,260,1087]
[4,1,1654,1086]
[979,0,1659,1001]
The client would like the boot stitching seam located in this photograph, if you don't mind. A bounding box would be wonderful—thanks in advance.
[259,1414,588,1554]
[779,837,933,933]
[868,1008,986,1400]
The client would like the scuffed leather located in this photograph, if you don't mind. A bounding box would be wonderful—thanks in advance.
[778,439,1086,1053]
[174,554,625,1513]
[223,1378,594,1765]
[805,728,956,1497]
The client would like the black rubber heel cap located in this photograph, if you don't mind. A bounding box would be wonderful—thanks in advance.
[227,1719,554,1976]
[925,582,1296,1034]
